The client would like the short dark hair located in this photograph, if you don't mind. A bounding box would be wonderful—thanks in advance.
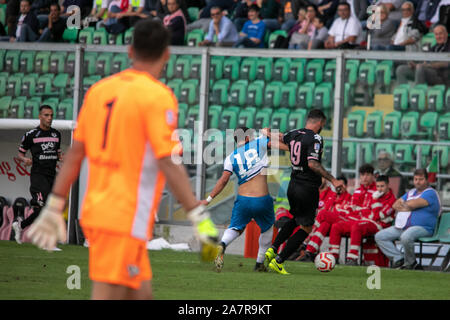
[376,175,389,184]
[234,126,255,144]
[248,4,260,12]
[39,105,53,113]
[20,0,31,4]
[359,163,374,175]
[306,109,326,122]
[414,168,428,179]
[50,3,60,10]
[307,4,317,13]
[314,14,326,25]
[132,19,170,61]
[338,2,351,10]
[336,175,347,186]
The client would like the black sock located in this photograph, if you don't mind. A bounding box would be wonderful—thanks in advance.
[220,241,226,254]
[20,206,41,229]
[271,219,298,252]
[278,229,309,263]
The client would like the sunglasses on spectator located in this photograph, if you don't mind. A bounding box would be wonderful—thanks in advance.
[211,12,221,16]
[378,158,390,161]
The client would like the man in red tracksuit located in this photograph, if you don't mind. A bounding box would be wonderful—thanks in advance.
[329,174,396,265]
[350,163,377,212]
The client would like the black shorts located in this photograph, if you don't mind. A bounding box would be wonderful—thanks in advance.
[287,180,319,227]
[30,173,55,207]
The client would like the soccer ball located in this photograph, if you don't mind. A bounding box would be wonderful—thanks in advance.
[314,252,336,272]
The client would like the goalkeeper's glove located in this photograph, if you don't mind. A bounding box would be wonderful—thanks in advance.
[28,194,67,251]
[187,205,219,262]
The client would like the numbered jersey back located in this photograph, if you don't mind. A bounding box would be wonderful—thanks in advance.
[224,136,269,185]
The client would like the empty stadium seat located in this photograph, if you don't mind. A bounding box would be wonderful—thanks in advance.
[289,58,305,83]
[187,7,199,22]
[431,146,449,170]
[0,50,5,71]
[62,28,79,43]
[361,142,374,165]
[264,81,283,108]
[271,108,290,132]
[375,60,393,92]
[112,53,129,74]
[288,109,307,131]
[93,28,108,45]
[384,111,402,139]
[223,56,241,81]
[358,60,377,86]
[342,141,356,167]
[7,73,23,97]
[185,105,199,130]
[19,51,35,73]
[297,82,315,109]
[438,113,450,140]
[256,58,273,81]
[8,96,26,118]
[314,82,333,109]
[240,57,257,81]
[56,99,73,120]
[210,79,230,105]
[229,80,248,106]
[345,60,359,85]
[83,52,98,76]
[219,106,240,130]
[65,52,76,75]
[322,140,332,168]
[108,32,123,45]
[427,85,446,113]
[419,111,438,140]
[0,96,12,117]
[79,27,94,44]
[163,54,176,79]
[0,72,6,96]
[254,108,273,129]
[401,111,420,139]
[416,144,431,168]
[238,107,257,128]
[5,50,20,73]
[186,29,204,46]
[178,103,188,128]
[82,75,101,94]
[347,110,366,137]
[273,58,290,82]
[393,84,410,111]
[42,97,59,110]
[306,59,324,84]
[179,79,199,104]
[52,73,69,98]
[49,51,67,74]
[189,55,202,78]
[167,78,183,99]
[375,143,394,159]
[21,73,38,97]
[409,84,427,111]
[366,111,383,138]
[124,27,134,44]
[247,80,265,107]
[175,55,191,79]
[208,105,222,129]
[395,144,416,168]
[268,30,287,49]
[23,97,41,119]
[324,60,336,83]
[280,82,298,108]
[210,56,224,80]
[96,52,113,76]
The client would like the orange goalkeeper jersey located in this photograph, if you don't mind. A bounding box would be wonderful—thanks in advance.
[73,68,181,240]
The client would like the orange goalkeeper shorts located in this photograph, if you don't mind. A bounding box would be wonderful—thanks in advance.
[83,227,152,290]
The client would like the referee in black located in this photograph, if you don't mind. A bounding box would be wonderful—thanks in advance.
[12,105,62,244]
[266,109,346,274]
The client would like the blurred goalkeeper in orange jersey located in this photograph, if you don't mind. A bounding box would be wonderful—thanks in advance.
[27,19,219,300]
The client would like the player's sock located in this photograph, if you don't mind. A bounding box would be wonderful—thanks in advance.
[278,228,309,262]
[20,206,41,229]
[256,226,273,264]
[271,219,297,252]
[221,228,241,248]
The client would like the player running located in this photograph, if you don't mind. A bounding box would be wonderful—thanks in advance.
[201,127,288,272]
[27,19,219,300]
[265,109,346,275]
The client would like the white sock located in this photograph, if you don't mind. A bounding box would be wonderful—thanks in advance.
[257,226,274,263]
[221,228,241,247]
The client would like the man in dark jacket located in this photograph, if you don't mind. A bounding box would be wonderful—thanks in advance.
[11,0,39,42]
[37,3,66,42]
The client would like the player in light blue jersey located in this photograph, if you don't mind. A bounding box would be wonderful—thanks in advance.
[201,127,289,272]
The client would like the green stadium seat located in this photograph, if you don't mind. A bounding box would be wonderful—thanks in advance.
[395,144,416,168]
[185,105,199,130]
[322,139,332,168]
[347,110,366,137]
[416,144,431,168]
[409,84,427,111]
[0,72,7,96]
[82,75,101,95]
[375,143,394,159]
[0,5,6,25]
[314,82,333,109]
[19,51,36,73]
[36,73,54,96]
[297,82,315,109]
[375,60,393,92]
[431,146,450,170]
[167,78,183,99]
[186,29,204,46]
[254,108,273,130]
[289,58,306,83]
[189,55,202,79]
[124,27,134,44]
[179,79,199,105]
[264,81,282,108]
[240,57,257,81]
[42,97,59,110]
[210,56,224,80]
[247,80,265,107]
[361,142,374,165]
[438,112,450,140]
[20,73,38,97]
[400,111,420,139]
[0,50,5,71]
[345,60,359,85]
[187,7,199,22]
[237,107,257,128]
[268,30,287,49]
[384,111,402,139]
[83,52,98,76]
[358,60,377,86]
[324,60,336,83]
[53,73,70,98]
[223,56,241,81]
[271,108,290,132]
[175,55,191,79]
[49,52,67,74]
[0,96,12,117]
[280,82,298,108]
[208,105,222,129]
[344,82,353,108]
[393,84,410,111]
[305,59,325,84]
[62,28,79,43]
[5,50,20,73]
[287,108,307,131]
[342,141,356,167]
[8,96,26,118]
[163,54,176,79]
[78,27,94,44]
[366,110,383,138]
[93,28,108,45]
[112,53,129,74]
[7,73,23,97]
[273,58,290,82]
[178,103,188,128]
[35,51,52,74]
[446,87,450,111]
[56,98,73,120]
[419,111,438,139]
[421,32,436,52]
[65,52,76,75]
[229,80,248,106]
[107,32,123,45]
[210,79,230,105]
[256,58,273,81]
[23,97,41,119]
[96,52,113,76]
[427,85,446,113]
[219,106,240,130]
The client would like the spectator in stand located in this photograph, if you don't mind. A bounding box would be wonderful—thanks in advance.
[115,0,152,28]
[396,24,450,85]
[258,0,279,31]
[10,0,39,42]
[430,0,450,27]
[388,1,424,51]
[378,0,404,21]
[369,4,398,50]
[37,3,66,42]
[278,0,310,32]
[413,0,440,27]
[199,0,234,19]
[375,169,441,270]
[374,151,407,198]
[324,2,362,49]
[328,175,397,265]
[233,4,265,48]
[232,0,252,33]
[100,0,131,34]
[289,4,316,49]
[155,0,188,21]
[198,6,238,46]
[346,0,369,22]
[317,0,338,28]
[163,0,186,45]
[307,14,328,49]
[83,0,109,28]
[30,0,52,29]
[6,0,20,39]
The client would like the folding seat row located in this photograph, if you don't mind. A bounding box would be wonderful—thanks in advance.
[0,96,73,120]
[393,84,450,113]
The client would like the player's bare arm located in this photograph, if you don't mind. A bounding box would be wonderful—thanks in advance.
[17,151,32,166]
[403,198,429,211]
[261,127,289,151]
[308,159,346,193]
[201,171,232,206]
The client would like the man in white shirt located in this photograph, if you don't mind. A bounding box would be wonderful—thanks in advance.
[389,1,422,51]
[325,2,362,49]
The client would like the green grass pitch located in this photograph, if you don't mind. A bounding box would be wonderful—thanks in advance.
[0,241,449,300]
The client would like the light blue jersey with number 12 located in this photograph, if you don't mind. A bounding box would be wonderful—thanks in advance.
[223,136,269,185]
